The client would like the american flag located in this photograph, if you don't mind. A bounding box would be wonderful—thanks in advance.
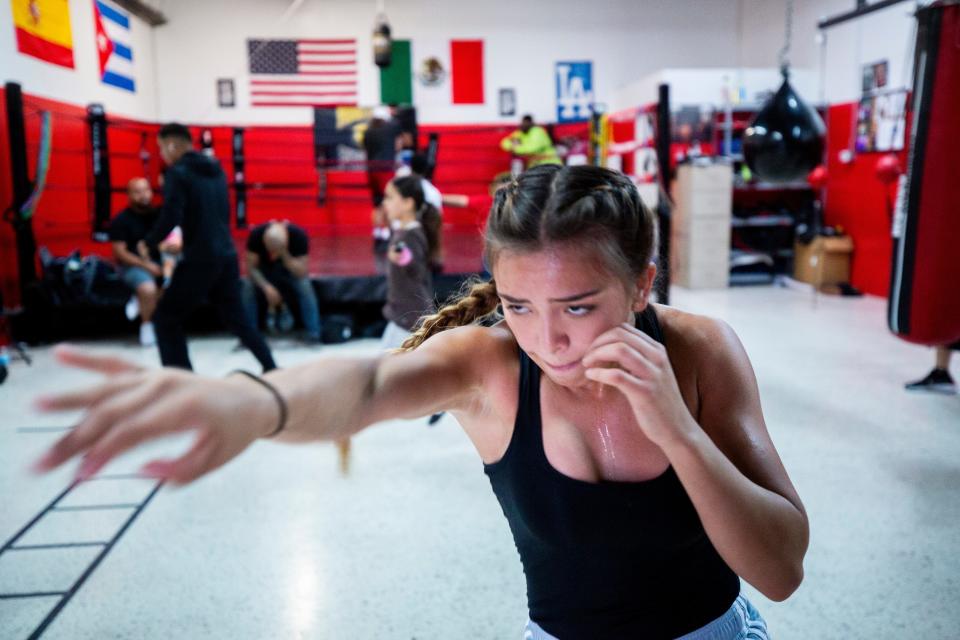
[247,38,358,107]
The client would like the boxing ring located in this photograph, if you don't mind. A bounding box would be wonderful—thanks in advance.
[0,86,595,343]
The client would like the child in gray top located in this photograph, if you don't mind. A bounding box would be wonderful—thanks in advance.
[380,176,439,349]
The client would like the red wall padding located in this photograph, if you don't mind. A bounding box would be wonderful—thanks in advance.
[0,89,580,306]
[3,88,910,305]
[823,102,909,297]
[24,96,103,259]
[5,92,587,259]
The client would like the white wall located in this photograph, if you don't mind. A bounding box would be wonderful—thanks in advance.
[0,0,158,119]
[152,0,743,126]
[736,0,920,105]
[610,67,820,112]
[5,0,917,126]
[605,1,920,130]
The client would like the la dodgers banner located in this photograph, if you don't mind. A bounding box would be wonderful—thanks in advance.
[556,61,593,123]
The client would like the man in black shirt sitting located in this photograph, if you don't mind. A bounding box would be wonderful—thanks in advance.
[242,220,322,343]
[109,177,162,346]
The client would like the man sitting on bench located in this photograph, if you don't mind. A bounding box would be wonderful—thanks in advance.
[242,220,322,344]
[109,177,163,346]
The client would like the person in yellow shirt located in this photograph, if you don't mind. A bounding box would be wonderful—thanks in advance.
[500,115,561,168]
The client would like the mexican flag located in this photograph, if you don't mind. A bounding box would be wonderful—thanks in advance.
[380,39,484,106]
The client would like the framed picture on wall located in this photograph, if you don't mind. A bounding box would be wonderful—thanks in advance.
[873,61,888,89]
[499,88,516,117]
[861,65,875,94]
[856,89,906,153]
[861,60,888,94]
[217,79,236,108]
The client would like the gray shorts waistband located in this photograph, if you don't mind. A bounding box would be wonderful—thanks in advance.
[523,594,769,640]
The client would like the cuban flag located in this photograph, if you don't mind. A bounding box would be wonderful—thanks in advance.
[93,0,135,92]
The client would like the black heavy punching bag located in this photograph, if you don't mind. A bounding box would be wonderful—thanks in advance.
[743,69,826,183]
[742,0,825,183]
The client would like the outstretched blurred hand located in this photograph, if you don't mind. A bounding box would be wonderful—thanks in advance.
[33,345,274,485]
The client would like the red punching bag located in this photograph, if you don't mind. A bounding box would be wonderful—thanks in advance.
[889,1,960,346]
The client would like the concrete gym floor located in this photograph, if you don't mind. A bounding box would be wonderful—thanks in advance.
[1,285,958,639]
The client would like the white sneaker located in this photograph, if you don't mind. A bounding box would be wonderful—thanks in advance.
[125,295,140,321]
[139,322,156,346]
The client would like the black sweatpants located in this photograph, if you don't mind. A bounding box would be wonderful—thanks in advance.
[154,257,276,372]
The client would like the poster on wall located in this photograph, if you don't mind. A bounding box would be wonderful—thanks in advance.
[556,61,593,123]
[861,60,888,93]
[856,90,907,153]
[856,59,904,153]
[312,104,418,205]
[499,88,516,117]
[93,0,136,92]
[313,105,418,168]
[10,0,75,68]
[217,79,236,107]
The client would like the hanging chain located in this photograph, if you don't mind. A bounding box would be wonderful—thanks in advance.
[778,0,794,73]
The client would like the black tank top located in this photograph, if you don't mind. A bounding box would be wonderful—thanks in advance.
[483,306,740,639]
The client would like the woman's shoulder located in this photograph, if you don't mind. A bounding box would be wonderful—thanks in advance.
[652,303,742,366]
[422,322,518,368]
[417,322,520,421]
[653,304,759,432]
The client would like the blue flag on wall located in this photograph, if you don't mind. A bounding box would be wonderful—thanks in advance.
[94,0,136,92]
[556,61,593,123]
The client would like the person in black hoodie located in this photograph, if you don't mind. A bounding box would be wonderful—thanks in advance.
[140,123,276,372]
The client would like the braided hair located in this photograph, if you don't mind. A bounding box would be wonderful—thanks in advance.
[399,165,658,352]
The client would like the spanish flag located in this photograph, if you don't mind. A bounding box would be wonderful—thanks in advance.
[11,0,75,69]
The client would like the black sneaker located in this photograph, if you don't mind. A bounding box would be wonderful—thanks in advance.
[905,368,957,394]
[277,306,295,333]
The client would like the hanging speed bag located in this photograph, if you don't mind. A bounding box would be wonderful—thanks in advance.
[742,72,825,183]
[888,1,960,346]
